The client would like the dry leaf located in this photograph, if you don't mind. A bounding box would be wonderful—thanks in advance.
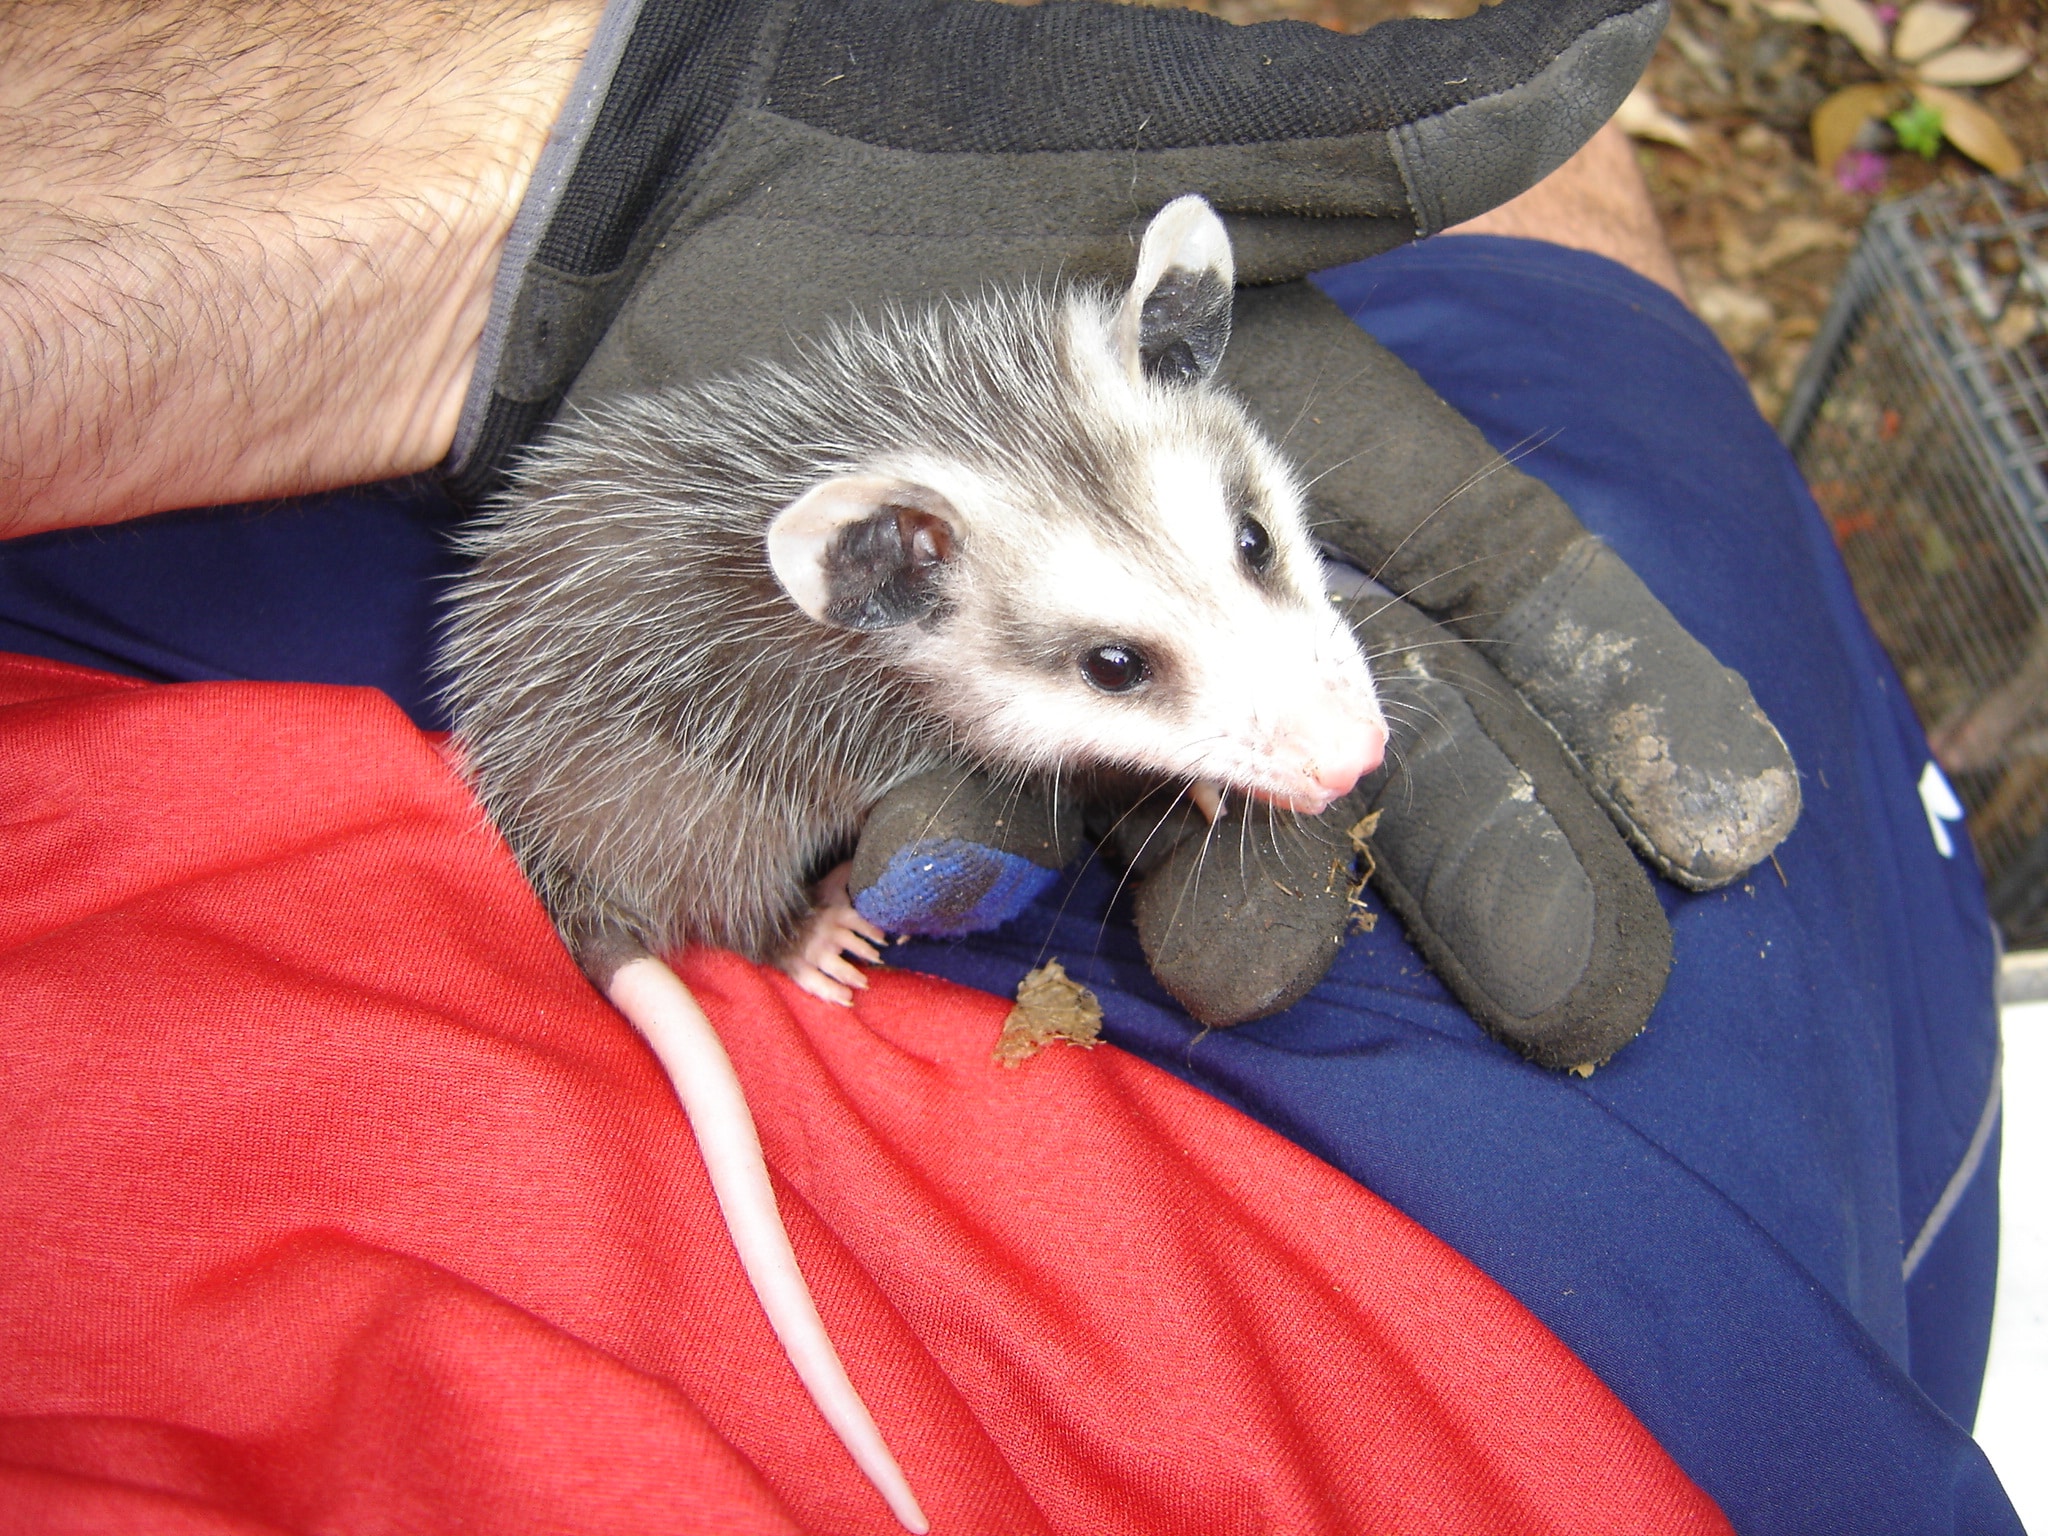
[994,959,1103,1066]
[1346,809,1382,854]
[1717,223,1760,279]
[1913,42,2033,86]
[1914,83,2025,175]
[1758,0,1823,20]
[1696,282,1777,353]
[1992,302,2040,350]
[1666,21,1732,89]
[1747,216,1855,275]
[1815,0,1892,67]
[1613,83,1701,152]
[1810,81,1904,173]
[1891,0,1973,65]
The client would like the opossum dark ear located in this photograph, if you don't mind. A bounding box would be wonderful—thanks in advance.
[1117,194,1235,389]
[768,476,959,631]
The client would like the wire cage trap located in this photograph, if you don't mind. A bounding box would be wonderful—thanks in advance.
[1782,164,2048,949]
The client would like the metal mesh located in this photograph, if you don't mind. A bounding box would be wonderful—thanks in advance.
[1782,165,2048,947]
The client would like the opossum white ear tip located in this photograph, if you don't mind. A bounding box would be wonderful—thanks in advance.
[767,477,960,631]
[1141,194,1232,285]
[1119,195,1235,388]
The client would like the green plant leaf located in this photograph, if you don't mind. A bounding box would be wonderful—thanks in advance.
[1890,97,1947,157]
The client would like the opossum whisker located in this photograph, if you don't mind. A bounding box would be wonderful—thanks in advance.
[1337,557,1508,626]
[1295,440,1394,496]
[1361,433,1558,588]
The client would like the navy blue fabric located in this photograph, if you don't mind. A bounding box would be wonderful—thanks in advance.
[0,479,466,731]
[0,235,2015,1533]
[901,239,2016,1534]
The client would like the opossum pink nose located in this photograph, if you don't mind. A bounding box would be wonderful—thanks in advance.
[1317,726,1386,797]
[1264,716,1386,812]
[1310,719,1387,800]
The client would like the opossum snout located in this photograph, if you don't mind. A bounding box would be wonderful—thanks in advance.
[1255,701,1387,813]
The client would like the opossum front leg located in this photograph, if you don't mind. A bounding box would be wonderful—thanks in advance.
[777,861,887,1005]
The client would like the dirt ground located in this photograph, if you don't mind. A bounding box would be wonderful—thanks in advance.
[1145,0,2048,425]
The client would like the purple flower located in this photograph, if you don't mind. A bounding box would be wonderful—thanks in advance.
[1874,3,1899,23]
[1835,148,1889,195]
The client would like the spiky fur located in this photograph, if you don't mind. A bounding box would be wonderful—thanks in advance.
[439,277,1378,970]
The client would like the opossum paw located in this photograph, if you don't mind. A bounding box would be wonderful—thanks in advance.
[778,863,887,1006]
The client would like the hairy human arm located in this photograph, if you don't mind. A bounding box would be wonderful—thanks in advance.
[0,0,600,537]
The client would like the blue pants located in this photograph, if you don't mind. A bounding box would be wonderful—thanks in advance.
[0,236,2014,1533]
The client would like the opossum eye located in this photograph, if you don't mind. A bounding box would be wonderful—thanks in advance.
[1080,644,1149,694]
[1236,517,1274,576]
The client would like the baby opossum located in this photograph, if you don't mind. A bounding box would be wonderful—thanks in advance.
[439,196,1386,1531]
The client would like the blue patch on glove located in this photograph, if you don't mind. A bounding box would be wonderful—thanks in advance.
[852,838,1060,937]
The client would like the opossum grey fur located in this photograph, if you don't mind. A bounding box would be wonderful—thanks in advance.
[440,253,1367,976]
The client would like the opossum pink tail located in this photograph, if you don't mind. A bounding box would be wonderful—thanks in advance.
[607,956,929,1534]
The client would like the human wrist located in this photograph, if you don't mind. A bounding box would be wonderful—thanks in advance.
[0,0,604,537]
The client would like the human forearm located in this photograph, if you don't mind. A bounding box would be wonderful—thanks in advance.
[0,0,600,537]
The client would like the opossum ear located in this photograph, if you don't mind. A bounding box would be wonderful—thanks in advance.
[768,476,959,631]
[1117,194,1235,388]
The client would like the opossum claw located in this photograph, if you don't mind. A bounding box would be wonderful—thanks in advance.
[606,955,929,1533]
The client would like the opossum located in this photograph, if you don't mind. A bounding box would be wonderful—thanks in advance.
[438,196,1386,1531]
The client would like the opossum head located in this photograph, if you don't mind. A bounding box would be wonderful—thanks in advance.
[767,195,1386,814]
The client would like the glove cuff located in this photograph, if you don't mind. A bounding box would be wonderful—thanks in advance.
[447,0,793,501]
[446,0,1666,502]
[848,768,1085,938]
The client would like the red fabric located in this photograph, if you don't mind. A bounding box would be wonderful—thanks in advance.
[0,654,1730,1535]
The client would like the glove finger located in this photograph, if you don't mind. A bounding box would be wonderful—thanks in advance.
[1226,281,1801,889]
[451,0,1666,498]
[1133,793,1356,1029]
[1336,571,1671,1068]
[847,766,1084,937]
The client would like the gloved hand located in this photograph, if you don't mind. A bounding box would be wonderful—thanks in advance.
[840,301,1805,1068]
[839,278,1802,1068]
[447,0,1798,1068]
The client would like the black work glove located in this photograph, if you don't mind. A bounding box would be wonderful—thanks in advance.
[447,0,1799,1067]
